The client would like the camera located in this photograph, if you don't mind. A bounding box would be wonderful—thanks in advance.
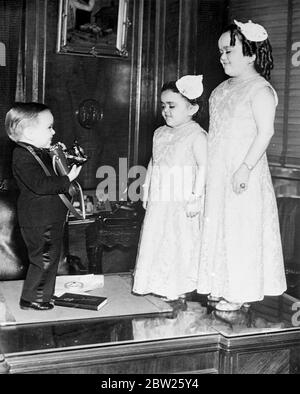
[49,141,88,177]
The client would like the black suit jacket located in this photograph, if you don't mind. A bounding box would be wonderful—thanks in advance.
[12,143,71,227]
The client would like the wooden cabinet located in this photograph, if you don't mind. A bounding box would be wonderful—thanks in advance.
[2,329,300,374]
[4,337,219,374]
[2,292,300,374]
[66,216,96,273]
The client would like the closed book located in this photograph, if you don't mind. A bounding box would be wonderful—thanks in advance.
[54,292,107,311]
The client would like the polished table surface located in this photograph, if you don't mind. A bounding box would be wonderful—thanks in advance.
[1,275,300,374]
[1,293,300,352]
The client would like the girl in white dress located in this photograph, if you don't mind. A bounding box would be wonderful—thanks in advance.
[133,75,207,302]
[197,20,287,311]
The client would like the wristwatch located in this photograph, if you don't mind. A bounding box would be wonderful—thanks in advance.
[243,162,254,171]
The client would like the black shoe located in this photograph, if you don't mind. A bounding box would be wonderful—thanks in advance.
[19,299,54,311]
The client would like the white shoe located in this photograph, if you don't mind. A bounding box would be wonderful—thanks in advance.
[216,300,243,311]
[160,296,179,302]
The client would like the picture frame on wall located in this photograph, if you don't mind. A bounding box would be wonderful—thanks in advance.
[56,0,130,58]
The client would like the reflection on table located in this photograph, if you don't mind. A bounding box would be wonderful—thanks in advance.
[1,288,300,374]
[132,292,298,341]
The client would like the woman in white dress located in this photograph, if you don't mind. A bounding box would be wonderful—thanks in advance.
[197,20,287,311]
[133,75,207,302]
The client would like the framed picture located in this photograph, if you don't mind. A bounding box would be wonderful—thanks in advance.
[56,0,130,58]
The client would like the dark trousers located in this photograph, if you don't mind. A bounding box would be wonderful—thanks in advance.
[20,222,65,302]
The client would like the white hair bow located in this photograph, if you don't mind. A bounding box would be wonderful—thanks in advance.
[234,19,268,42]
[175,75,203,100]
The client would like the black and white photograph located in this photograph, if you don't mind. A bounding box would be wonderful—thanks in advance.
[0,0,300,377]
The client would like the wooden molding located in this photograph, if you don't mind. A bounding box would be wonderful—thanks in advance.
[22,0,47,102]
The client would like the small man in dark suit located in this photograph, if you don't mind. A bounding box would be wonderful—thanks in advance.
[5,102,82,310]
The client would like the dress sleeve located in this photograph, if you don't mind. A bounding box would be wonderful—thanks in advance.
[249,80,278,107]
[267,85,278,107]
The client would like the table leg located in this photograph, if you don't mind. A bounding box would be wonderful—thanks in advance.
[87,245,104,274]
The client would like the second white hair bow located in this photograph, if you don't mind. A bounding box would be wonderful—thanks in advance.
[175,75,203,100]
[234,19,268,42]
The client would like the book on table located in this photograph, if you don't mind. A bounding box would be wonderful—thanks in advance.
[54,292,107,311]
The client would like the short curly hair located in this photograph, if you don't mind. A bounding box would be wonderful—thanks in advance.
[223,23,274,80]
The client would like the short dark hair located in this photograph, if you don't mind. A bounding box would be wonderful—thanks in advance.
[223,23,274,80]
[5,102,50,142]
[161,81,203,122]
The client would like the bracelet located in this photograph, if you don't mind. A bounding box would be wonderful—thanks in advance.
[242,162,253,171]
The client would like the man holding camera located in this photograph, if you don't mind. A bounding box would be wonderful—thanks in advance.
[5,102,82,311]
